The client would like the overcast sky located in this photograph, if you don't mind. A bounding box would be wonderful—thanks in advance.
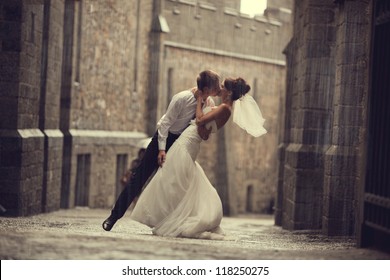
[240,0,267,17]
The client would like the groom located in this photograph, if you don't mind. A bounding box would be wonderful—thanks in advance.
[102,70,221,231]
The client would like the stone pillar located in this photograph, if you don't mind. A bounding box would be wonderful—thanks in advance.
[323,0,371,236]
[59,0,75,208]
[147,0,167,135]
[275,39,294,226]
[0,1,45,216]
[281,0,336,230]
[0,0,64,216]
[40,0,64,213]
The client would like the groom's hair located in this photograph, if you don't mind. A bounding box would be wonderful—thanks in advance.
[197,70,220,91]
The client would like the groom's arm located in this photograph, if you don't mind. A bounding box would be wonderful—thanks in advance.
[157,95,182,166]
[157,95,182,150]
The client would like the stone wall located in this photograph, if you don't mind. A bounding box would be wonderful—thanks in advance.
[281,0,337,230]
[0,0,64,216]
[277,0,372,235]
[323,0,372,236]
[1,0,293,216]
[60,0,152,208]
[151,0,292,214]
[41,0,65,213]
[0,1,44,216]
[70,0,147,132]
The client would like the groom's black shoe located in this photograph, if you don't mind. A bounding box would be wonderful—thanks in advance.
[102,215,118,231]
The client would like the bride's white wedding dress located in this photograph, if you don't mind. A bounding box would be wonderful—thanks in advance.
[130,108,224,240]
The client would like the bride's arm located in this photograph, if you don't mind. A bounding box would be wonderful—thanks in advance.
[196,101,229,127]
[196,95,219,126]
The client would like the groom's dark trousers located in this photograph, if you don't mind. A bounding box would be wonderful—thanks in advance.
[110,131,180,219]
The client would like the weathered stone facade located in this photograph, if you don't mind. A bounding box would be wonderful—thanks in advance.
[59,0,153,209]
[276,0,379,238]
[151,0,293,215]
[0,0,64,216]
[0,0,292,216]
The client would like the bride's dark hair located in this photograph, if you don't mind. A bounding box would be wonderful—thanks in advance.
[224,77,251,101]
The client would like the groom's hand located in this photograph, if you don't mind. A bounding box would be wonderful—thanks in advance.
[158,150,166,167]
[198,125,212,140]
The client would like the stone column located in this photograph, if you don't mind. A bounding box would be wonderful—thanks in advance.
[323,0,371,236]
[60,0,75,208]
[0,1,45,216]
[147,0,167,135]
[40,0,64,213]
[281,0,336,230]
[275,39,294,226]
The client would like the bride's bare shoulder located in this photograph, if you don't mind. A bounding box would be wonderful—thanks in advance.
[218,103,232,113]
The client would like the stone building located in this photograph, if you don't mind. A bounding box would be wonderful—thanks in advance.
[151,0,293,215]
[276,0,390,250]
[0,0,292,216]
[1,0,65,215]
[1,0,388,253]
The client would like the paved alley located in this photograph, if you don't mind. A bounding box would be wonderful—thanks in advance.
[0,208,389,260]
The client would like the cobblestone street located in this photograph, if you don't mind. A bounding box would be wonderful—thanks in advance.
[0,208,389,260]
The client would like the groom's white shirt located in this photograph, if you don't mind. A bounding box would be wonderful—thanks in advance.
[157,89,215,151]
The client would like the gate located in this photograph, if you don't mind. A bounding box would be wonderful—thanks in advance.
[359,0,390,250]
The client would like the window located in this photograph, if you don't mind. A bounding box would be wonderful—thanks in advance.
[75,154,91,206]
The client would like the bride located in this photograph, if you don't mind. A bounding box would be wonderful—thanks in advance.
[130,77,267,239]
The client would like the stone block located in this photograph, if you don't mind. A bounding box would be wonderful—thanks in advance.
[305,41,332,58]
[323,196,345,219]
[303,110,332,129]
[322,215,355,236]
[307,24,336,44]
[323,175,356,199]
[336,41,367,65]
[298,87,334,110]
[325,145,359,177]
[331,126,361,146]
[292,201,319,227]
[285,143,325,169]
[334,84,365,106]
[333,104,363,127]
[336,65,367,93]
[295,169,324,191]
[305,7,335,25]
[343,1,370,25]
[303,57,335,77]
[293,186,314,204]
[301,129,331,145]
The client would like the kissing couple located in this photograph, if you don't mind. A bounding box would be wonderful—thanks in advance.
[103,70,267,239]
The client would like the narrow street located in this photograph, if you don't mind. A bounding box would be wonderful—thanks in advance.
[1,208,389,260]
